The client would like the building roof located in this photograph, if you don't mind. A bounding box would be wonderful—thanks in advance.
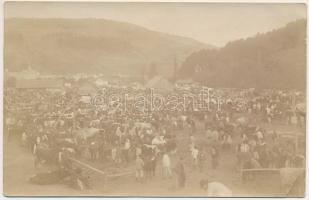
[176,78,194,84]
[77,82,97,95]
[15,79,64,89]
[145,76,174,92]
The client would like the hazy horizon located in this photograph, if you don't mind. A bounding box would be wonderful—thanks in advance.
[5,2,307,47]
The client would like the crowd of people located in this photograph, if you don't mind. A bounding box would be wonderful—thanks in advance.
[4,79,306,192]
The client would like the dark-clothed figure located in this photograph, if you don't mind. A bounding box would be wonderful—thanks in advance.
[211,146,219,169]
[174,157,186,188]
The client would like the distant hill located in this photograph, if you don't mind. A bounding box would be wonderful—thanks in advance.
[4,18,213,76]
[179,19,306,89]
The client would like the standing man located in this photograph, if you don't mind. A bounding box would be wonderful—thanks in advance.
[198,147,207,173]
[135,156,144,183]
[211,146,220,169]
[174,156,186,189]
[123,138,131,163]
[191,146,199,169]
[162,152,172,179]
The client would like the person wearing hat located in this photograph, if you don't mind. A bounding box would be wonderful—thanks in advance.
[174,156,186,188]
[200,179,232,197]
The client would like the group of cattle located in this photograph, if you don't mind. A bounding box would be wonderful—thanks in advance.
[22,116,178,177]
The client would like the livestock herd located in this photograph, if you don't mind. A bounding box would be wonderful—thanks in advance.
[4,86,306,192]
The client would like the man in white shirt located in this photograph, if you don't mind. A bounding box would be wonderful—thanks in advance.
[115,126,123,139]
[240,142,250,153]
[256,131,264,140]
[162,152,172,178]
[21,132,27,147]
[191,146,199,168]
[123,139,131,163]
[200,179,233,197]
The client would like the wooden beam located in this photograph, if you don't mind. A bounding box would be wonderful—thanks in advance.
[69,157,106,176]
[69,157,107,190]
[108,171,135,178]
[69,157,135,178]
[242,168,280,172]
[242,168,305,172]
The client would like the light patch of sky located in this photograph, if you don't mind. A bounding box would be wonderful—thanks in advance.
[5,2,306,47]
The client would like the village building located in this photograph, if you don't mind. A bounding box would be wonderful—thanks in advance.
[15,78,64,91]
[145,76,174,92]
[7,66,41,80]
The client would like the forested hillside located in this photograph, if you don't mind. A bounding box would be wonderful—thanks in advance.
[179,19,306,89]
[5,18,212,76]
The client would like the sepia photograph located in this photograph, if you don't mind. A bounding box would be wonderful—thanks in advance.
[3,1,307,197]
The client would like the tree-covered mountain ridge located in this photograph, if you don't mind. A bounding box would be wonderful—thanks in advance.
[179,19,306,89]
[5,18,214,76]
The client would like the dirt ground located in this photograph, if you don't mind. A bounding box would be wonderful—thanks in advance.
[3,121,304,197]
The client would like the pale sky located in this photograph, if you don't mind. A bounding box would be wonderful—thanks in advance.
[4,2,307,47]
